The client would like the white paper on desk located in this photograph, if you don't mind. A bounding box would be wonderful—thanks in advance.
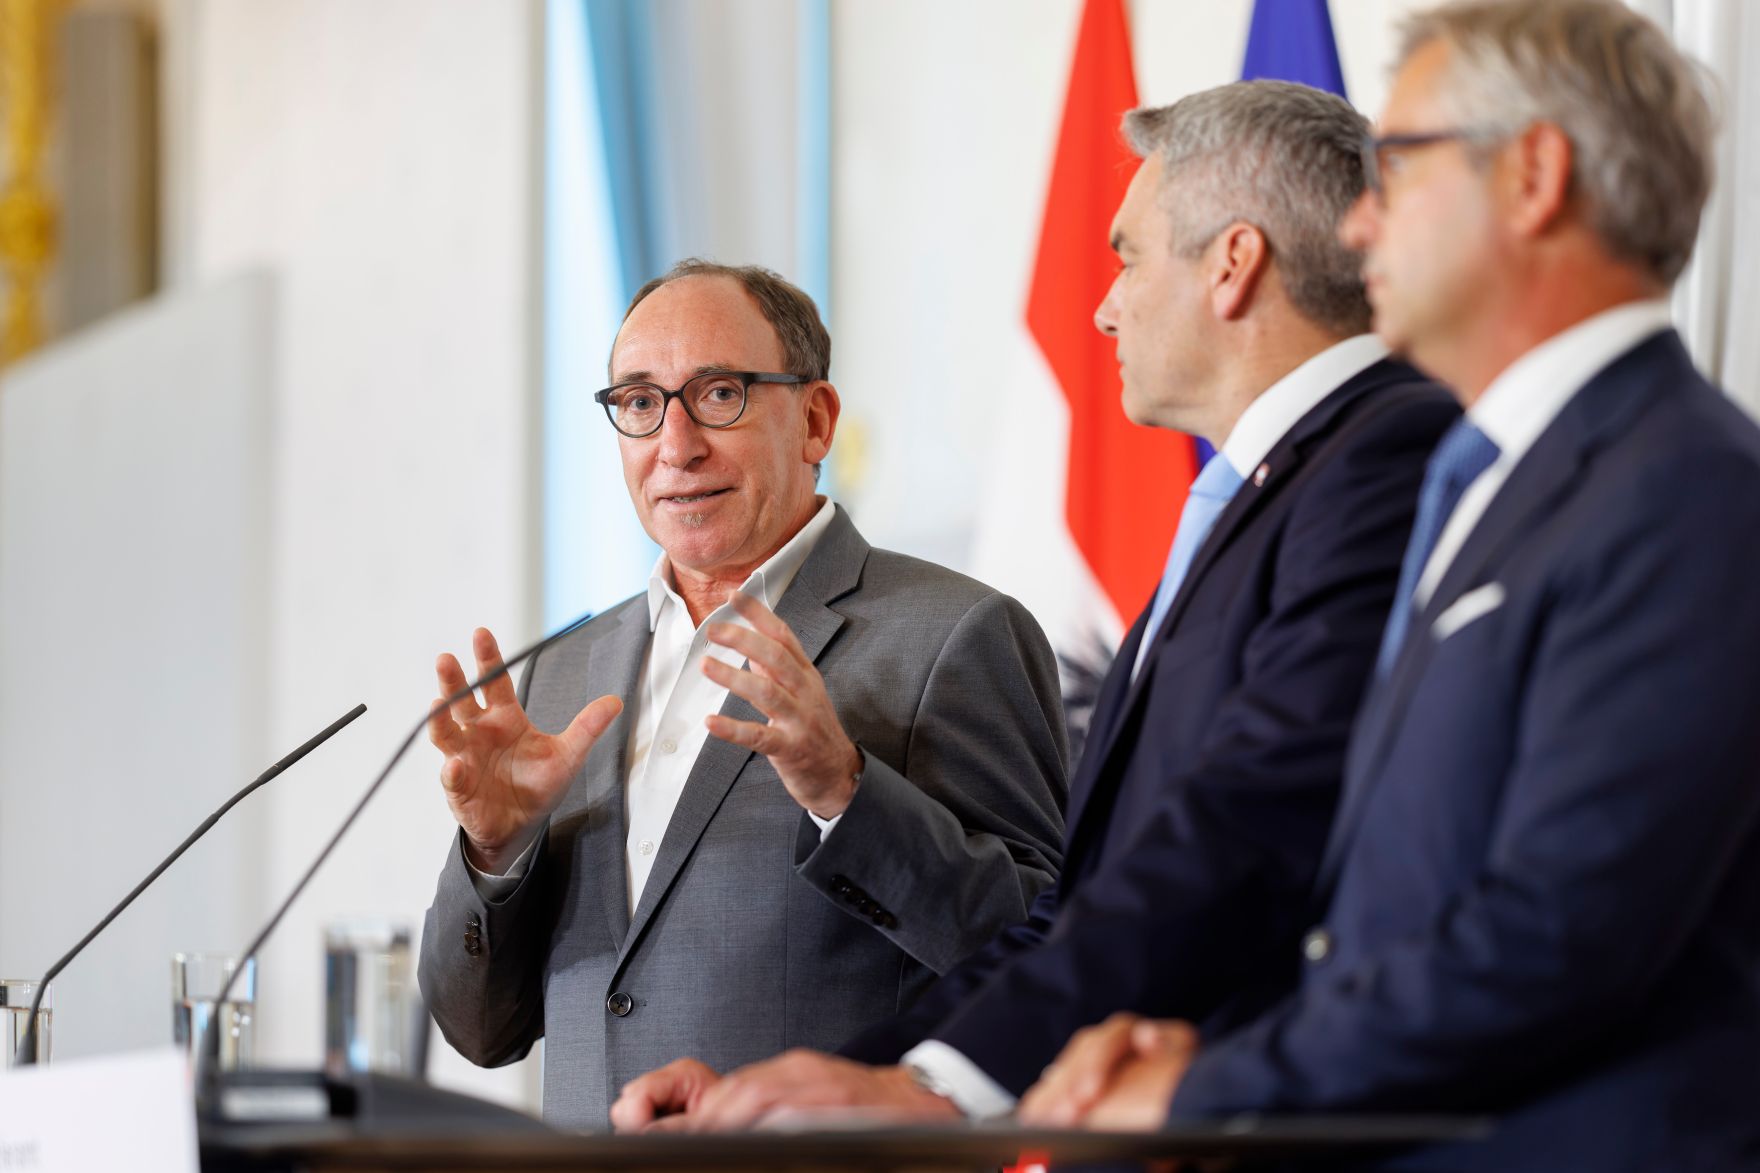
[0,1046,196,1173]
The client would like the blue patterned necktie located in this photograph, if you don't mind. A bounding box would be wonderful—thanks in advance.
[1376,418,1500,676]
[1135,454,1246,677]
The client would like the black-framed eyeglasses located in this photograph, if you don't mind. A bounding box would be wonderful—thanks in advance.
[593,370,808,438]
[1360,128,1504,198]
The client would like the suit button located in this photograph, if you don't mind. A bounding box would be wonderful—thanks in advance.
[877,911,899,930]
[1302,927,1333,963]
[606,991,633,1017]
[463,934,482,957]
[830,875,852,895]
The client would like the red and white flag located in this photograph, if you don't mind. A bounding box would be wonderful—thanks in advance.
[973,0,1200,745]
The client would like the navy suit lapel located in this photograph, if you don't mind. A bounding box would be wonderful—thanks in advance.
[1317,334,1679,893]
[1137,360,1405,681]
[1063,360,1404,867]
[1057,478,1270,871]
[616,508,863,966]
[1103,361,1404,730]
[1059,475,1275,866]
[1063,608,1148,836]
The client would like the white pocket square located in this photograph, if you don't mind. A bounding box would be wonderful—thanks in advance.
[1432,582,1506,642]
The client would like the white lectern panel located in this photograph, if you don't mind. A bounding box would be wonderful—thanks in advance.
[0,273,274,1059]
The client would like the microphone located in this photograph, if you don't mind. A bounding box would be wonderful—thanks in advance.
[11,702,368,1067]
[196,612,595,1098]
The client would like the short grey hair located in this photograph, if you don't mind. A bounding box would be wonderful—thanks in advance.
[1399,0,1716,285]
[1123,80,1372,337]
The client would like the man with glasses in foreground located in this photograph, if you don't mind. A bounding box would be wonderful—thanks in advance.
[1019,2,1760,1167]
[418,259,1068,1128]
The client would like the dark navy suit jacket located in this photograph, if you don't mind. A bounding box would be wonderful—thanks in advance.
[1170,332,1760,1170]
[839,358,1458,1094]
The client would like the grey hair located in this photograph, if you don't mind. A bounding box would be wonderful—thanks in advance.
[1398,0,1716,285]
[1123,80,1372,337]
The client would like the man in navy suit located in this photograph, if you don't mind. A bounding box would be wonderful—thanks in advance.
[609,80,1457,1130]
[1022,2,1760,1167]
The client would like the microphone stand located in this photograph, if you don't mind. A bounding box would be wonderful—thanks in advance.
[11,703,368,1067]
[195,613,593,1119]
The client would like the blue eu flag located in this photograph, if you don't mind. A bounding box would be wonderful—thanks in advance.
[1192,1,1349,470]
[1241,0,1348,97]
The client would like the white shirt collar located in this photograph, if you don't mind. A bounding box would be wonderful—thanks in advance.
[1220,334,1390,477]
[1468,299,1673,465]
[645,497,837,631]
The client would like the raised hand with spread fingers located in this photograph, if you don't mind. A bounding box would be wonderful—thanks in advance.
[701,591,864,819]
[428,626,622,874]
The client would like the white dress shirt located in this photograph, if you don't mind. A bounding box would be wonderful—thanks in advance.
[468,498,839,915]
[909,333,1391,1119]
[1413,299,1672,607]
[1224,333,1391,482]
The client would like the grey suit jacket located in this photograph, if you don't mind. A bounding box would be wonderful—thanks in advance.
[418,507,1068,1128]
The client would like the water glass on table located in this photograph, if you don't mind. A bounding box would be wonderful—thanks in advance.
[172,953,256,1070]
[324,919,416,1077]
[1,978,51,1069]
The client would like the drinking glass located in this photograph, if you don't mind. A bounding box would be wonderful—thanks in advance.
[1,978,51,1068]
[171,953,256,1070]
[324,919,414,1077]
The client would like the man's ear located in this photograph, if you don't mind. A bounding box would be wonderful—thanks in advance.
[1210,222,1270,321]
[802,381,839,465]
[1503,121,1573,239]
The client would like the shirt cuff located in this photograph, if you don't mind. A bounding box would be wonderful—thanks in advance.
[806,744,865,841]
[462,831,540,902]
[901,1040,1017,1120]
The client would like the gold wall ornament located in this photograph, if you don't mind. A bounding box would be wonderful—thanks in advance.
[831,413,872,501]
[0,0,60,366]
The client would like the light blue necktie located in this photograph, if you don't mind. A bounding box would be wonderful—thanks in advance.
[1376,418,1500,676]
[1136,455,1246,673]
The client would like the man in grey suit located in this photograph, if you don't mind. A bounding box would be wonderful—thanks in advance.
[418,258,1068,1129]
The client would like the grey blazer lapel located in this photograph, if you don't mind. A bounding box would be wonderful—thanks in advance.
[553,601,649,948]
[617,506,865,964]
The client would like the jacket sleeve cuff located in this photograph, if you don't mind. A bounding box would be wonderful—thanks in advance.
[461,830,543,902]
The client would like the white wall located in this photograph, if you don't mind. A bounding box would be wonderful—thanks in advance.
[168,0,545,1103]
[0,274,273,1060]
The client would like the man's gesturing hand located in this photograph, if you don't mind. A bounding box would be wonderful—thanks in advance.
[428,627,622,874]
[1017,1014,1198,1130]
[702,593,863,819]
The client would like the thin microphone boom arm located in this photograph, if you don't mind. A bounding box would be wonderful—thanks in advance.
[197,612,594,1091]
[12,702,369,1067]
